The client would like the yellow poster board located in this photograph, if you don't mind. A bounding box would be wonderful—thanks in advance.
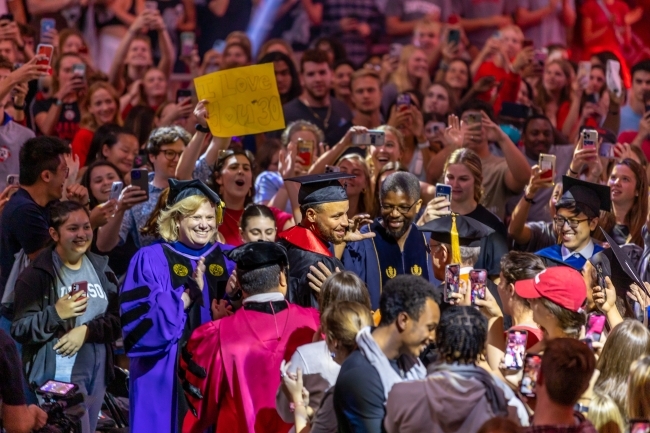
[193,63,285,137]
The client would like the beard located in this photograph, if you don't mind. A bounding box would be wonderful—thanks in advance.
[315,218,344,245]
[384,215,413,239]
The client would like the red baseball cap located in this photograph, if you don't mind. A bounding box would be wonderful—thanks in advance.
[514,267,587,313]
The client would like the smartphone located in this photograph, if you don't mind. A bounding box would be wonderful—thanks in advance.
[644,91,650,113]
[630,420,650,433]
[538,153,555,183]
[40,18,55,38]
[520,353,542,398]
[522,39,533,48]
[325,165,341,173]
[72,63,86,80]
[599,142,615,159]
[578,61,591,85]
[466,112,481,125]
[37,380,78,397]
[109,181,123,201]
[470,269,487,304]
[448,29,461,45]
[444,263,460,303]
[70,281,88,299]
[297,138,314,168]
[6,174,19,186]
[534,48,548,66]
[585,93,600,105]
[582,129,598,148]
[585,314,606,342]
[352,130,385,146]
[175,89,192,105]
[389,43,403,59]
[396,93,411,110]
[130,168,149,200]
[435,183,452,210]
[0,13,14,22]
[35,44,54,66]
[180,32,195,57]
[505,330,528,370]
[606,60,622,98]
[144,0,158,10]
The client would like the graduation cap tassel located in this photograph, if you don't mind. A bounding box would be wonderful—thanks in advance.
[451,213,461,265]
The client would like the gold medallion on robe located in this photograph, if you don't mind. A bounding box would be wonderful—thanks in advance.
[386,266,397,279]
[173,264,189,277]
[411,265,422,276]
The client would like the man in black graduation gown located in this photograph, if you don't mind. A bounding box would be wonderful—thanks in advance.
[278,172,375,308]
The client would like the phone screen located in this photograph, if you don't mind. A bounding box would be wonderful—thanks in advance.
[444,264,460,303]
[505,330,527,370]
[176,89,192,105]
[297,139,314,167]
[630,421,650,433]
[585,314,606,342]
[520,354,542,397]
[435,184,452,210]
[36,44,54,66]
[538,154,555,181]
[469,269,487,304]
[38,380,76,396]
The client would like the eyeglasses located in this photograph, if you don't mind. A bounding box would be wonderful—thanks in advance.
[160,150,184,161]
[553,216,590,229]
[380,201,417,215]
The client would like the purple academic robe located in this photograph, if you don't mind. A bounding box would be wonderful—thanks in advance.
[120,242,234,433]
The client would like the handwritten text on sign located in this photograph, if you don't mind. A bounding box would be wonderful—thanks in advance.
[193,63,285,137]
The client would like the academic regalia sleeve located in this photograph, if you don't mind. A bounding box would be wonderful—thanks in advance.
[343,238,380,310]
[180,320,223,433]
[120,246,187,357]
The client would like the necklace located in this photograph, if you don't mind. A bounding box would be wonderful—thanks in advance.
[301,97,331,130]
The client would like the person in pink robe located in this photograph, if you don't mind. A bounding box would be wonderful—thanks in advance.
[179,241,320,433]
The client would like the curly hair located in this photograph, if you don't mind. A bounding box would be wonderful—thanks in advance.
[146,126,191,155]
[436,306,487,364]
[379,275,438,326]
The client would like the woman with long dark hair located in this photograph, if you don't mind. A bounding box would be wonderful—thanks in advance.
[258,51,302,105]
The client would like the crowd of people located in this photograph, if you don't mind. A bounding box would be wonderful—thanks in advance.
[0,0,649,432]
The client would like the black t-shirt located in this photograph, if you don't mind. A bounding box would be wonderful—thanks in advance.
[0,329,26,405]
[196,0,252,56]
[334,350,387,433]
[33,98,80,142]
[0,189,52,299]
[465,204,508,277]
[281,98,353,147]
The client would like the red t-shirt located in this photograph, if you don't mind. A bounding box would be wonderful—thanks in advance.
[71,127,94,167]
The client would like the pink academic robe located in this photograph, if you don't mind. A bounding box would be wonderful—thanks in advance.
[180,301,320,433]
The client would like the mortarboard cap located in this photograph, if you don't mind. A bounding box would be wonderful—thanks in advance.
[168,179,224,207]
[285,172,355,206]
[224,241,289,271]
[558,176,611,216]
[418,215,494,247]
[597,229,646,292]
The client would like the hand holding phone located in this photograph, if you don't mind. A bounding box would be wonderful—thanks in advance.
[70,281,88,299]
[435,184,452,211]
[37,380,78,397]
[35,44,54,67]
[538,153,555,183]
[469,269,487,304]
[444,264,460,303]
[130,168,149,200]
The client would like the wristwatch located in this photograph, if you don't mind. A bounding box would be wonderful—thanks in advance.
[55,99,63,107]
[574,403,589,413]
[12,101,25,110]
[195,123,210,133]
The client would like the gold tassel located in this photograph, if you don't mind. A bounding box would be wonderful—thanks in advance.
[216,200,225,225]
[451,213,461,264]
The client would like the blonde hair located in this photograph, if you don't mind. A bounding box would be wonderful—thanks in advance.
[157,195,223,242]
[336,154,374,216]
[80,82,122,130]
[375,124,404,152]
[628,355,650,419]
[391,45,430,95]
[322,301,373,354]
[444,148,484,203]
[587,392,625,433]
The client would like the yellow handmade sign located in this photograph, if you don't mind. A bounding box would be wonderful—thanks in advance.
[193,63,285,137]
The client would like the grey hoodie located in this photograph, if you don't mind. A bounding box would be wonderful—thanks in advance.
[384,367,525,433]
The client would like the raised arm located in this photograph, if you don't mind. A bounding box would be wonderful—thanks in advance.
[483,112,530,192]
[150,11,175,78]
[308,126,368,175]
[508,167,548,245]
[108,13,149,93]
[176,100,210,180]
[300,0,323,26]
